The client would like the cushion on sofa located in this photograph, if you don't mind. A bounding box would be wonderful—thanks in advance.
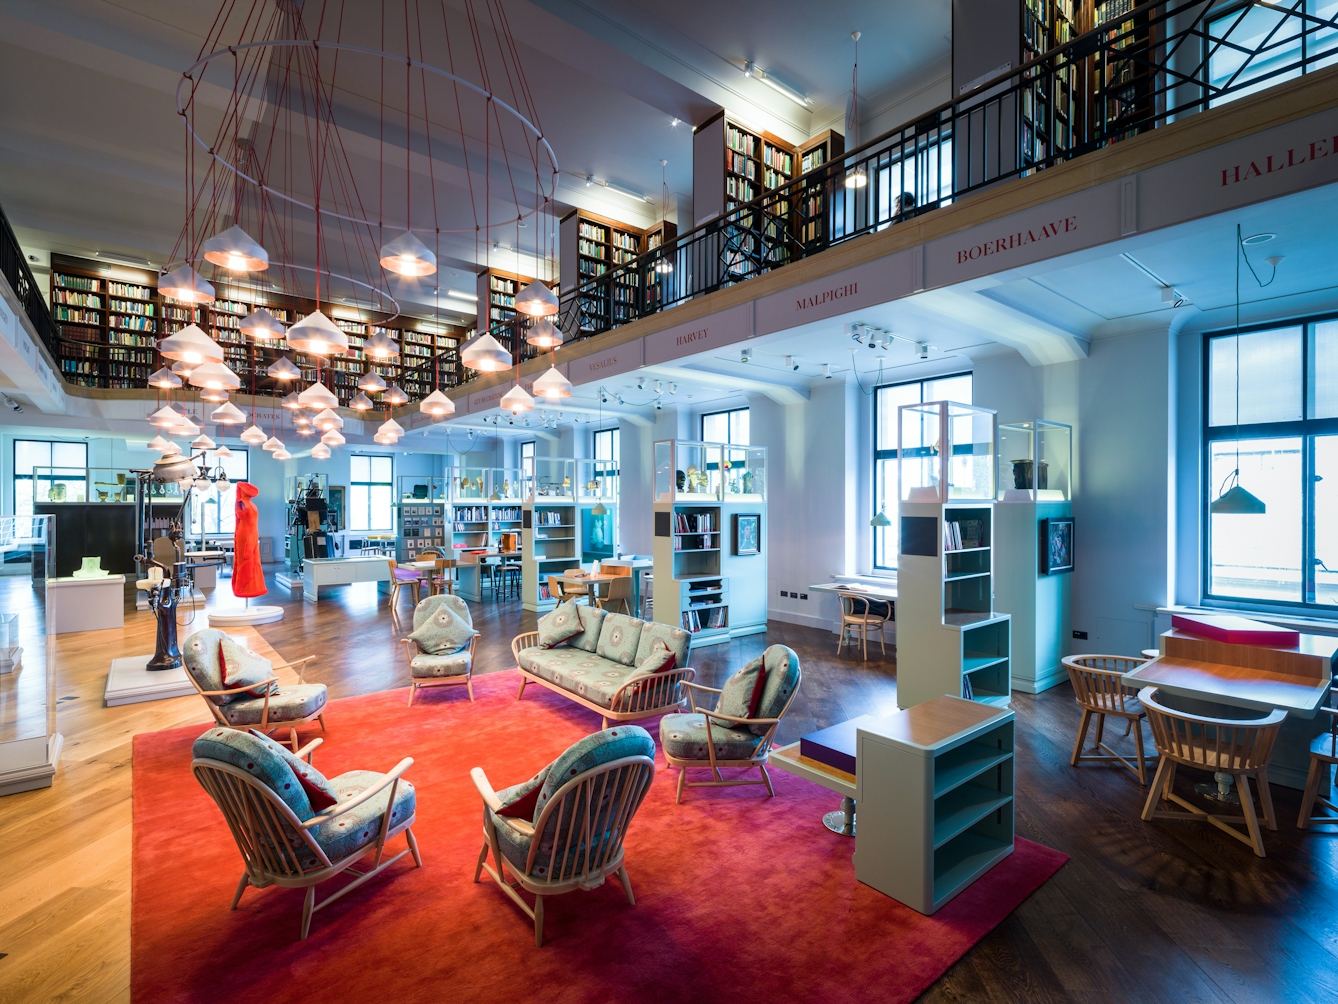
[537,600,584,648]
[660,712,765,761]
[635,621,690,670]
[520,647,640,709]
[408,601,477,655]
[712,654,767,726]
[748,645,802,735]
[596,613,643,667]
[568,604,607,653]
[192,726,317,821]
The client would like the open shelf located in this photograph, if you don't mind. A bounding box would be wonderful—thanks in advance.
[934,787,1014,849]
[932,831,1013,905]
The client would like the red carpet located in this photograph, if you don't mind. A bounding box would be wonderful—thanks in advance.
[132,671,1066,1003]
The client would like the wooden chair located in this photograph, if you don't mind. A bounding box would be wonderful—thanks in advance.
[547,573,585,604]
[836,592,888,660]
[386,558,421,608]
[596,575,633,615]
[472,729,656,946]
[402,593,478,705]
[192,735,420,939]
[1298,689,1338,828]
[430,557,458,596]
[1062,654,1155,784]
[1139,686,1285,857]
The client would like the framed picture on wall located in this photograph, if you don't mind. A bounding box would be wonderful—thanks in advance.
[327,485,346,532]
[733,513,761,556]
[1040,516,1074,575]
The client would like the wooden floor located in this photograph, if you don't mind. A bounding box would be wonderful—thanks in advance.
[1,568,1336,1003]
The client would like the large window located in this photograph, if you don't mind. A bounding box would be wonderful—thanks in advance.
[349,455,394,532]
[1205,319,1338,610]
[872,373,973,570]
[592,428,620,494]
[187,449,249,536]
[701,407,749,444]
[520,441,535,496]
[14,440,88,516]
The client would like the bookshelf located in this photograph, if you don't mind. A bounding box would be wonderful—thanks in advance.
[1092,0,1158,141]
[522,500,579,612]
[653,502,730,644]
[51,255,160,389]
[558,210,654,334]
[795,130,845,247]
[475,267,554,363]
[1020,0,1083,167]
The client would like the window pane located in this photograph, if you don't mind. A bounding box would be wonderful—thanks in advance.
[925,374,972,405]
[1208,7,1303,107]
[52,442,88,469]
[730,410,749,445]
[876,384,921,450]
[1317,435,1338,607]
[1208,328,1302,426]
[874,457,897,568]
[701,412,728,442]
[368,485,393,531]
[1208,437,1302,602]
[370,456,393,482]
[349,485,371,531]
[350,456,370,482]
[1312,320,1338,418]
[14,441,50,476]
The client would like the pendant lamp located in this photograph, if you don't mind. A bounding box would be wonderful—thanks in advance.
[533,366,573,401]
[148,405,182,427]
[374,432,397,445]
[285,310,349,356]
[870,508,892,527]
[262,436,282,452]
[844,32,867,190]
[214,445,234,458]
[160,440,183,456]
[378,231,437,276]
[358,369,388,394]
[419,389,455,417]
[175,417,202,437]
[148,367,181,389]
[364,330,400,359]
[159,324,223,365]
[267,355,301,381]
[201,225,269,272]
[592,500,608,516]
[310,443,332,460]
[314,408,343,432]
[384,383,409,407]
[241,307,285,340]
[321,429,346,446]
[147,434,172,452]
[460,332,513,372]
[272,448,292,461]
[524,318,563,349]
[297,424,316,436]
[170,360,195,378]
[158,264,215,304]
[298,381,339,411]
[379,417,405,438]
[187,361,241,391]
[500,383,535,414]
[191,434,216,451]
[240,424,267,445]
[350,392,374,411]
[281,391,302,410]
[655,159,674,274]
[199,388,228,403]
[211,401,246,424]
[515,278,558,317]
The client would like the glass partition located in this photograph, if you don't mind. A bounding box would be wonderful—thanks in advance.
[453,467,488,500]
[899,401,996,503]
[653,440,724,501]
[487,468,525,502]
[723,446,767,501]
[32,467,136,504]
[998,420,1072,502]
[577,458,619,502]
[397,475,447,502]
[0,515,56,802]
[285,473,329,504]
[533,457,574,498]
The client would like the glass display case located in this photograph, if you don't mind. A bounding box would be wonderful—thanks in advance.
[486,468,525,502]
[898,401,996,503]
[997,420,1071,502]
[532,457,574,498]
[723,446,767,501]
[577,458,619,502]
[654,440,724,502]
[398,475,447,503]
[32,467,136,504]
[285,473,329,505]
[452,467,488,500]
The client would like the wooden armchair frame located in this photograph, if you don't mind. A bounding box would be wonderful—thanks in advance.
[471,754,654,946]
[663,676,801,803]
[837,592,889,660]
[429,557,458,596]
[547,574,587,604]
[1298,703,1338,828]
[185,654,324,751]
[401,633,479,705]
[192,739,421,939]
[1139,686,1285,858]
[511,631,694,728]
[1062,654,1155,784]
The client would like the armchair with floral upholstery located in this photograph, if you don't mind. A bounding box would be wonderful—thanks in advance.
[472,726,656,946]
[401,593,479,705]
[660,644,802,803]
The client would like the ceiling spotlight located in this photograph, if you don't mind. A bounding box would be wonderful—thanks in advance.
[654,379,663,394]
[740,348,752,363]
[669,382,677,395]
[1160,286,1188,308]
[637,377,646,391]
[785,355,799,371]
[917,342,930,360]
[822,363,832,379]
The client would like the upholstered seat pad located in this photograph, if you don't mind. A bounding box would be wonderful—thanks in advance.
[660,713,764,762]
[309,770,416,863]
[518,647,639,709]
[410,651,472,678]
[220,683,328,726]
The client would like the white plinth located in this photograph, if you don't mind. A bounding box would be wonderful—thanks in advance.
[0,645,20,674]
[104,655,196,706]
[208,605,285,626]
[275,573,302,591]
[46,575,126,634]
[0,733,63,796]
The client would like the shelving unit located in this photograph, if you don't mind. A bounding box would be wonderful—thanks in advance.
[1020,0,1083,168]
[795,130,844,246]
[521,500,579,612]
[51,255,159,389]
[854,696,1015,915]
[653,502,729,643]
[558,210,653,334]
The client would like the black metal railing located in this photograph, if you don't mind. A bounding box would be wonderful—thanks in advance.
[0,202,59,359]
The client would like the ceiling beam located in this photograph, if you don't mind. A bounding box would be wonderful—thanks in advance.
[912,288,1091,366]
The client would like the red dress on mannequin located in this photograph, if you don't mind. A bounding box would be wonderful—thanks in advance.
[232,482,267,599]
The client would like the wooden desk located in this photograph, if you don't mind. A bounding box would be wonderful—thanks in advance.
[771,741,858,835]
[1124,656,1330,717]
[558,572,618,603]
[807,581,896,621]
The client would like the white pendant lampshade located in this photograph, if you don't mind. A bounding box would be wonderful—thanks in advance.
[239,424,267,445]
[262,436,283,452]
[148,366,181,389]
[515,278,559,317]
[419,389,455,417]
[524,317,564,349]
[147,434,172,452]
[358,368,388,394]
[281,391,303,411]
[187,361,241,390]
[201,225,269,272]
[170,360,195,379]
[191,434,217,451]
[214,444,234,458]
[272,448,292,461]
[240,307,285,339]
[210,401,246,424]
[378,230,437,276]
[384,383,409,407]
[310,442,332,460]
[314,408,343,431]
[321,429,346,446]
[158,264,216,304]
[373,432,397,445]
[500,383,535,414]
[285,310,349,356]
[364,330,400,359]
[533,365,573,401]
[267,355,301,380]
[175,417,202,437]
[298,381,339,411]
[159,324,224,365]
[379,417,405,438]
[148,405,182,427]
[160,440,183,456]
[199,387,228,403]
[460,332,512,372]
[297,424,316,436]
[350,391,374,411]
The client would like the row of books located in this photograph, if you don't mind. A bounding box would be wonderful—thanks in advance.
[490,275,516,293]
[726,124,758,157]
[490,292,516,307]
[111,314,156,331]
[729,151,757,179]
[611,248,637,266]
[53,290,101,307]
[682,607,727,633]
[109,298,154,315]
[107,331,155,347]
[763,145,793,175]
[54,274,99,292]
[726,177,757,202]
[109,281,152,299]
[801,147,827,173]
[611,231,638,251]
[61,341,100,359]
[578,221,607,241]
[944,519,986,551]
[213,299,248,314]
[674,511,717,533]
[578,239,606,259]
[579,260,608,277]
[53,305,100,324]
[109,347,153,363]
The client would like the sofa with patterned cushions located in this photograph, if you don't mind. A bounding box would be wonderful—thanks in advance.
[510,601,695,727]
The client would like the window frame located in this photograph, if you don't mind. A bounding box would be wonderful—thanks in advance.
[1201,314,1338,614]
[187,448,249,536]
[12,439,89,516]
[349,454,395,533]
[700,407,750,444]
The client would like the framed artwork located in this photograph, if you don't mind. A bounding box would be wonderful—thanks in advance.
[1040,516,1074,575]
[327,485,346,532]
[733,513,761,556]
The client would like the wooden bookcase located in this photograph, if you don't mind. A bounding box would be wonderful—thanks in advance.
[50,254,160,389]
[795,130,845,246]
[475,266,555,362]
[558,210,655,334]
[522,500,579,612]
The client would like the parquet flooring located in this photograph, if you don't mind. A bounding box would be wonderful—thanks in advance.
[0,567,1335,1003]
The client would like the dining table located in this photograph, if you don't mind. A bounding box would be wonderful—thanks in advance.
[557,572,619,605]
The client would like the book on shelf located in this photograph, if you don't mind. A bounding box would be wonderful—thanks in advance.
[682,607,727,633]
[962,674,974,700]
[55,274,99,292]
[943,519,985,551]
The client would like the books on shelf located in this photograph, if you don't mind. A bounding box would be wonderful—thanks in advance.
[944,519,985,551]
[55,274,99,292]
[673,511,716,533]
[682,607,727,633]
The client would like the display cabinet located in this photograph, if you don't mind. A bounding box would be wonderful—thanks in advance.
[654,440,724,502]
[577,458,619,503]
[898,401,997,503]
[722,445,766,501]
[532,457,574,499]
[997,420,1071,502]
[452,467,488,500]
[397,475,447,503]
[399,501,447,562]
[31,467,137,505]
[486,468,526,502]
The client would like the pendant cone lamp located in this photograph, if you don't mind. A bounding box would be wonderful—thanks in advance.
[159,324,223,365]
[267,355,301,380]
[158,264,215,304]
[310,442,332,460]
[272,448,292,461]
[350,392,374,411]
[187,361,241,390]
[419,389,455,416]
[147,434,172,452]
[374,432,397,445]
[214,445,234,458]
[298,381,339,411]
[515,278,558,317]
[314,408,343,431]
[285,310,348,356]
[211,401,246,424]
[378,231,437,276]
[364,330,400,359]
[524,318,563,349]
[533,365,573,401]
[460,332,512,372]
[148,367,181,389]
[240,307,285,339]
[500,383,535,414]
[384,383,409,407]
[262,436,283,452]
[201,225,269,272]
[321,429,346,446]
[379,417,404,438]
[240,424,267,445]
[191,434,217,451]
[281,391,302,410]
[199,387,228,403]
[358,369,388,394]
[148,405,182,427]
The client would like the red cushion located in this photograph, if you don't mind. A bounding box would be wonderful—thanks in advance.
[642,641,676,674]
[497,783,541,819]
[294,768,338,810]
[746,666,769,719]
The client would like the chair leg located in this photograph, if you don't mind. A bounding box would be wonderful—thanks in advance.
[1142,757,1174,820]
[288,728,299,752]
[534,895,545,948]
[860,625,867,661]
[1132,718,1148,786]
[1093,713,1106,751]
[300,886,316,940]
[836,625,843,656]
[1237,774,1266,857]
[617,865,635,906]
[601,716,608,730]
[473,840,489,882]
[407,683,417,707]
[1256,768,1277,830]
[318,714,326,732]
[1298,757,1324,829]
[760,763,775,797]
[1071,709,1092,767]
[517,677,527,700]
[406,827,423,867]
[466,677,475,702]
[675,766,686,804]
[231,871,249,909]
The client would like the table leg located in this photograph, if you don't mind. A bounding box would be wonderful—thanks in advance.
[822,796,856,837]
